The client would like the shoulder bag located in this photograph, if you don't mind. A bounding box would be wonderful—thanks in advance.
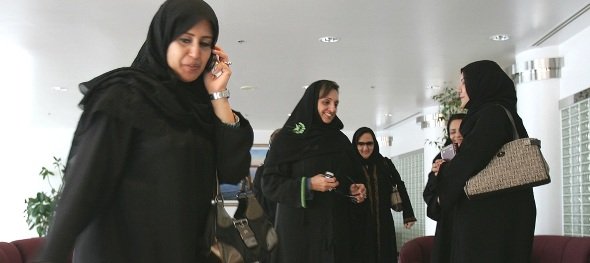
[464,106,551,199]
[205,175,278,263]
[383,158,403,212]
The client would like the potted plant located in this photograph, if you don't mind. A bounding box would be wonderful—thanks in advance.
[24,156,65,236]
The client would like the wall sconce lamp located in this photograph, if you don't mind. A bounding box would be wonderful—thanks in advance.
[377,135,393,147]
[416,113,445,129]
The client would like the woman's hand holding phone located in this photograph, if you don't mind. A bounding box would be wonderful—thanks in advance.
[204,45,232,94]
[205,45,236,125]
[311,173,339,192]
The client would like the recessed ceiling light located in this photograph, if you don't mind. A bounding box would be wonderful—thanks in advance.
[489,34,510,41]
[318,36,340,43]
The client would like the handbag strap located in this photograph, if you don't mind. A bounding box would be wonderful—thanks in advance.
[497,104,520,140]
[382,157,398,187]
[240,175,254,192]
[213,173,225,205]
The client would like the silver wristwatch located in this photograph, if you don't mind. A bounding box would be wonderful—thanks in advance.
[209,89,230,100]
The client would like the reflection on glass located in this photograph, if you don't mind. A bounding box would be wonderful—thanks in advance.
[562,108,570,117]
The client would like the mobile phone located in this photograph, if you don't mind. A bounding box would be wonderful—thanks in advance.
[441,143,458,161]
[324,171,335,178]
[206,53,218,72]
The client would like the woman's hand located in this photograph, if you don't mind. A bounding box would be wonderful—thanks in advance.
[432,159,445,175]
[204,45,232,93]
[205,45,236,124]
[350,183,367,203]
[310,174,339,192]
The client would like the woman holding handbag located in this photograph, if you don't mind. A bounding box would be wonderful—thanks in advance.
[352,127,416,263]
[437,60,536,263]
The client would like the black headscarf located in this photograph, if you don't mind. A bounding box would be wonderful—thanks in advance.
[351,127,383,166]
[264,80,349,167]
[460,60,527,139]
[131,0,219,84]
[78,0,219,135]
[460,60,516,113]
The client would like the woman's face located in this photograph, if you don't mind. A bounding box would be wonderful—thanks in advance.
[166,20,214,82]
[448,119,463,145]
[458,73,470,108]
[356,132,375,159]
[317,89,339,124]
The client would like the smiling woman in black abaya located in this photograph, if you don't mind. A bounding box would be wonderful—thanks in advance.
[352,127,416,263]
[262,80,368,263]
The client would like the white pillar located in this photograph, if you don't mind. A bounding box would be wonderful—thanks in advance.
[514,48,563,235]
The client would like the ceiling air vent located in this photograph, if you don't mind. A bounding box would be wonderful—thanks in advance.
[532,3,590,47]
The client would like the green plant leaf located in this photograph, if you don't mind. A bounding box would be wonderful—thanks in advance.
[25,157,65,237]
[431,86,467,142]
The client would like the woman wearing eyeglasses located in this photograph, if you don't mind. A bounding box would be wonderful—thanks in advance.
[352,127,416,263]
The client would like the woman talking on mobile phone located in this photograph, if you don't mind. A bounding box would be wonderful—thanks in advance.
[35,1,253,262]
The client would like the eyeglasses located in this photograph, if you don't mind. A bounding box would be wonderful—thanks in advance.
[357,141,374,147]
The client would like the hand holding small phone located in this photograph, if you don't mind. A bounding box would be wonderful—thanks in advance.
[207,53,222,78]
[204,46,233,97]
[441,143,458,161]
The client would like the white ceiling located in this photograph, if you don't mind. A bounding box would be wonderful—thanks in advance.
[2,0,590,131]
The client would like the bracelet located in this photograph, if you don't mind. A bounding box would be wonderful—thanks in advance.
[210,89,230,100]
[221,113,240,128]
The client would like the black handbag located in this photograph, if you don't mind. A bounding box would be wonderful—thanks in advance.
[205,175,278,263]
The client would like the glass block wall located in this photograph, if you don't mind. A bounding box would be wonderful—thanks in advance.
[561,98,590,236]
[391,148,425,249]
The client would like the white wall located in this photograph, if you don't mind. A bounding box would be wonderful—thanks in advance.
[0,127,74,240]
[560,25,590,98]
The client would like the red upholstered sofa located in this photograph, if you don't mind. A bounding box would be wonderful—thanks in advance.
[399,235,590,263]
[0,237,71,263]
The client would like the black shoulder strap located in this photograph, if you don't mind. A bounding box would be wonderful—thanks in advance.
[496,104,519,140]
[382,157,397,185]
